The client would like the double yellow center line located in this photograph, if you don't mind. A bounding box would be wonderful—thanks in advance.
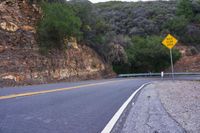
[0,79,130,100]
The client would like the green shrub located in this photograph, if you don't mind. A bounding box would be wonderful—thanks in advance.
[70,0,110,44]
[112,64,131,74]
[177,0,194,20]
[37,2,81,51]
[163,16,189,34]
[194,14,200,23]
[124,36,181,73]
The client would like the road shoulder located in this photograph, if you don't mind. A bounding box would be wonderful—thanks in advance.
[155,81,200,133]
[112,81,200,133]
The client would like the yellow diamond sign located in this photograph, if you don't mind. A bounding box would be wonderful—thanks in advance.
[162,34,178,49]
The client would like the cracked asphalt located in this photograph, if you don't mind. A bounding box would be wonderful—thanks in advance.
[156,81,200,133]
[112,83,186,133]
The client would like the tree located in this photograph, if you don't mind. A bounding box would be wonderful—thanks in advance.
[164,16,189,34]
[177,0,194,19]
[69,0,110,42]
[37,2,81,51]
[125,36,181,72]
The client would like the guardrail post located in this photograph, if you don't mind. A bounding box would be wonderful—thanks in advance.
[161,71,164,80]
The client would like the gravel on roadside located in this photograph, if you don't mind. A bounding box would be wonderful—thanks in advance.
[155,81,200,133]
[112,81,200,133]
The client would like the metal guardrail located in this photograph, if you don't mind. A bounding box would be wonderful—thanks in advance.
[118,72,200,78]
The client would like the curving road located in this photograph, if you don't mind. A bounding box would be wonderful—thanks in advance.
[0,78,155,133]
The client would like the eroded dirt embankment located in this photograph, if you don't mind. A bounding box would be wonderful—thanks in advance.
[173,45,200,72]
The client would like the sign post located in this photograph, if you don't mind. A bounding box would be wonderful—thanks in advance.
[170,49,174,80]
[162,34,178,80]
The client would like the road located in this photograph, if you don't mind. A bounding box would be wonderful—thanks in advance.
[0,78,155,133]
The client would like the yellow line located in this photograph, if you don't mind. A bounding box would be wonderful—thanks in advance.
[0,79,130,100]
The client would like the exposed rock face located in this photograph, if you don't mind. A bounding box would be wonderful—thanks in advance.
[0,0,39,50]
[0,0,114,87]
[0,22,19,32]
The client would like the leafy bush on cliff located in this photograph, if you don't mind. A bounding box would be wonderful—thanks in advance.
[70,0,110,43]
[68,0,114,63]
[37,2,81,51]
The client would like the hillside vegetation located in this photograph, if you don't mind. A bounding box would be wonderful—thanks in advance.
[34,0,200,73]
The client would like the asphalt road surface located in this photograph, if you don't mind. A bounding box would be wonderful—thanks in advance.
[0,78,155,133]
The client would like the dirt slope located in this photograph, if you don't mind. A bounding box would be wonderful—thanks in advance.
[173,45,200,72]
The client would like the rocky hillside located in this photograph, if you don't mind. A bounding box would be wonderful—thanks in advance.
[96,0,200,72]
[0,0,114,87]
[96,1,176,36]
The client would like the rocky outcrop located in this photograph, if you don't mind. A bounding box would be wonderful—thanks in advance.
[0,44,114,85]
[0,0,114,87]
[0,0,39,49]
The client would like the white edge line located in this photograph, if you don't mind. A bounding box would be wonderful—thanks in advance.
[101,82,151,133]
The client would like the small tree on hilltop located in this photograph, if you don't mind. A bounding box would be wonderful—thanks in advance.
[177,0,194,19]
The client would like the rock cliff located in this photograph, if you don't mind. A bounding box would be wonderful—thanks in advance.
[0,0,114,87]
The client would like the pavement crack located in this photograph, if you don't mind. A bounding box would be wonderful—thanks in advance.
[157,92,187,133]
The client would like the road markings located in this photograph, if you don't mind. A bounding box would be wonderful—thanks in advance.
[101,82,151,133]
[0,79,131,100]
